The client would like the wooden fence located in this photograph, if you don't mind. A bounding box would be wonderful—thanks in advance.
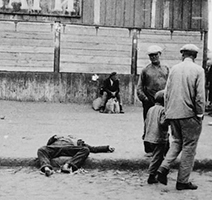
[0,21,204,74]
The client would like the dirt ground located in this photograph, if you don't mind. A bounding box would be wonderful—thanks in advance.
[0,167,212,200]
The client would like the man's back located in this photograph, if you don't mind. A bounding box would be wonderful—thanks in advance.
[165,58,205,119]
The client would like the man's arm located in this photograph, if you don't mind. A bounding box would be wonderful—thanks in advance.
[84,144,115,153]
[195,69,205,117]
[137,71,148,102]
[102,79,112,94]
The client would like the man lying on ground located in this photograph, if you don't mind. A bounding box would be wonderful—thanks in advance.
[37,135,115,177]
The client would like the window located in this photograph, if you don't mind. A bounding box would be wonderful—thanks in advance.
[0,0,82,17]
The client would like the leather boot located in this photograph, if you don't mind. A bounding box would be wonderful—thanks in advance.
[176,182,198,190]
[157,167,169,185]
[147,174,158,184]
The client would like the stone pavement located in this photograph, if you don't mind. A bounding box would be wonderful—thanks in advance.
[0,100,212,171]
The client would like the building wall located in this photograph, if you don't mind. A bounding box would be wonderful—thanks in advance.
[0,72,135,104]
[0,21,204,74]
[0,0,208,31]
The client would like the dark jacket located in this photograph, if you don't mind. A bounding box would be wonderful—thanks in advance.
[47,135,111,153]
[101,77,120,94]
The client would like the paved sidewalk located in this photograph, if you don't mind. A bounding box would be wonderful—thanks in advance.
[1,100,212,170]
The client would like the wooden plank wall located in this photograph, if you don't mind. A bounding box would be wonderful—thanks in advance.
[94,0,205,31]
[0,0,206,31]
[0,21,54,72]
[137,30,203,74]
[0,21,203,74]
[60,25,132,73]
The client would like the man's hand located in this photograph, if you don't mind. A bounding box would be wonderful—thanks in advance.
[77,139,85,146]
[196,114,204,120]
[111,92,116,97]
[144,97,148,102]
[108,146,115,152]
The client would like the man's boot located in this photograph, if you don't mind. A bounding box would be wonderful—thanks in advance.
[147,174,158,184]
[119,105,124,114]
[99,106,105,113]
[157,167,169,185]
[176,182,198,190]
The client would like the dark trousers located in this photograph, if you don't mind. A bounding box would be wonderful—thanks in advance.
[142,100,155,121]
[159,117,202,183]
[142,100,155,153]
[37,145,90,172]
[148,142,169,175]
[100,91,122,108]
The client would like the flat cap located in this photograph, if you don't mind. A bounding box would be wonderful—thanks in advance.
[154,90,164,104]
[180,44,199,53]
[147,45,163,55]
[110,72,117,77]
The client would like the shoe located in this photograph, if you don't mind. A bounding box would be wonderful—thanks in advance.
[147,175,158,184]
[119,105,124,114]
[99,107,105,113]
[61,163,72,174]
[44,167,53,177]
[108,147,115,152]
[157,171,168,185]
[176,182,198,190]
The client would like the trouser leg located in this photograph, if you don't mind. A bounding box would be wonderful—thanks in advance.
[37,146,56,172]
[100,92,108,108]
[142,100,154,121]
[158,120,182,172]
[177,117,202,183]
[148,143,167,175]
[116,93,122,106]
[59,146,90,170]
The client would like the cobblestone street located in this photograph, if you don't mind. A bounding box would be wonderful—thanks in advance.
[1,167,212,200]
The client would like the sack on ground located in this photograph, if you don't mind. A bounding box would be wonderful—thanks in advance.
[104,98,120,113]
[92,97,102,111]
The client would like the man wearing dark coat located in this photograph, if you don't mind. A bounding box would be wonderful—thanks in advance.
[99,72,124,113]
[37,135,115,177]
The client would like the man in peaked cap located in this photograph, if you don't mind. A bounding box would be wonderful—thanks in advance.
[137,45,169,120]
[137,45,169,155]
[157,44,205,190]
[99,72,124,113]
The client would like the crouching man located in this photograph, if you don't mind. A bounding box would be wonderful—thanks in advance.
[37,135,115,177]
[99,72,124,113]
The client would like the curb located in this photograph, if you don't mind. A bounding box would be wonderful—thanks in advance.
[1,157,212,171]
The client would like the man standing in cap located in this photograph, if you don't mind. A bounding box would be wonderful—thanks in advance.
[137,45,169,120]
[137,45,169,154]
[99,72,124,113]
[157,44,205,190]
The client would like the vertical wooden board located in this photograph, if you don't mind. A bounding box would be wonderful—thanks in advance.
[151,0,157,28]
[94,0,101,24]
[173,0,183,29]
[191,0,201,30]
[144,0,152,28]
[163,0,170,29]
[124,0,135,27]
[168,0,174,29]
[155,0,164,29]
[82,0,94,24]
[105,0,116,26]
[182,0,192,30]
[115,0,125,27]
[134,0,145,28]
[100,0,106,25]
[202,0,208,30]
